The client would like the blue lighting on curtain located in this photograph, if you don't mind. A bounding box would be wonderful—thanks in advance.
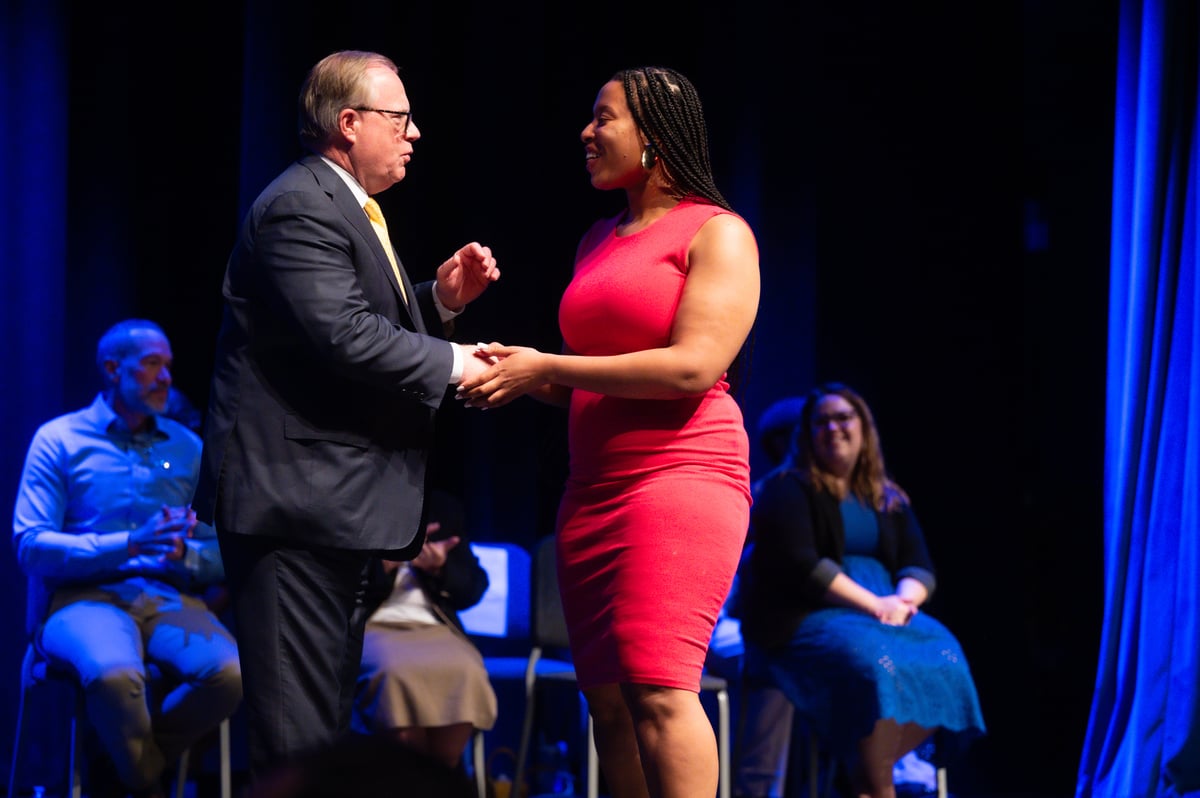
[1077,0,1200,795]
[2,0,68,428]
[1,14,69,512]
[1,0,68,778]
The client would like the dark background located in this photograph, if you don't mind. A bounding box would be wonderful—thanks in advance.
[1,2,1117,795]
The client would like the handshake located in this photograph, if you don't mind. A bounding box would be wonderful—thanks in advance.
[454,341,547,410]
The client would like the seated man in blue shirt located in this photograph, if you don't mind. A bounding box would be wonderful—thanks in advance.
[12,318,242,798]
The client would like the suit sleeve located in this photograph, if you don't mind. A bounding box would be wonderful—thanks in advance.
[247,188,453,403]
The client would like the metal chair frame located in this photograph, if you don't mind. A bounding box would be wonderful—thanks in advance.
[508,535,732,798]
[803,730,948,798]
[8,643,232,798]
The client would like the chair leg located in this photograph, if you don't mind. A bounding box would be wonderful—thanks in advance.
[175,748,190,798]
[172,717,232,798]
[69,690,83,798]
[7,678,83,798]
[219,717,232,798]
[716,687,731,798]
[8,684,27,798]
[585,713,600,798]
[808,730,819,798]
[472,729,487,798]
[511,648,544,795]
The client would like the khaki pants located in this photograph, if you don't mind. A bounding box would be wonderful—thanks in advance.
[38,580,242,792]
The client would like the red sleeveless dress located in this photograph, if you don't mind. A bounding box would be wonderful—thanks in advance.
[555,200,752,691]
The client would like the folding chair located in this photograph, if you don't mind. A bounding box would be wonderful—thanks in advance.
[8,643,233,798]
[511,535,731,798]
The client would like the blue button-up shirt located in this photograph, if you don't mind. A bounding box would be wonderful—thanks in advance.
[12,394,224,628]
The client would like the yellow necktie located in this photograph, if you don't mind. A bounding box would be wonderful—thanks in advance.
[363,198,408,305]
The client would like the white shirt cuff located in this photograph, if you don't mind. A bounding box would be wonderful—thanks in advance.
[433,288,464,323]
[449,342,463,383]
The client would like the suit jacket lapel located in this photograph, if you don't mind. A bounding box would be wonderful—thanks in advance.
[306,156,423,332]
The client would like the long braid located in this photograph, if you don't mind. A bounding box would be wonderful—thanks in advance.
[619,67,732,211]
[619,66,752,397]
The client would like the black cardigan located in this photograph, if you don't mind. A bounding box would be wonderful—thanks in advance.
[363,531,489,634]
[739,469,936,650]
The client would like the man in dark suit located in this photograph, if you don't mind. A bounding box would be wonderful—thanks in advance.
[194,49,500,778]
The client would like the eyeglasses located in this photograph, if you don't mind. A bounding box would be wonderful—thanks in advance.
[354,107,413,136]
[811,410,858,429]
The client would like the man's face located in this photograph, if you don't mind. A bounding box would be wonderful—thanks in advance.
[350,67,421,194]
[106,328,173,418]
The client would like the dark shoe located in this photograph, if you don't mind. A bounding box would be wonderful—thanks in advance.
[127,769,171,798]
[85,754,126,798]
[129,789,166,798]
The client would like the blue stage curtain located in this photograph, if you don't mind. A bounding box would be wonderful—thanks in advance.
[1,2,67,477]
[0,0,68,785]
[0,9,68,602]
[1076,0,1200,795]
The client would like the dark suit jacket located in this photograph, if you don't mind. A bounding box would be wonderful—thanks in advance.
[195,154,453,557]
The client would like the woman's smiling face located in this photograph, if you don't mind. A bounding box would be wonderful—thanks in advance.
[810,393,862,477]
[581,79,647,191]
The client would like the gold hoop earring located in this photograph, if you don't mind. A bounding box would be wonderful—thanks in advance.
[641,146,658,170]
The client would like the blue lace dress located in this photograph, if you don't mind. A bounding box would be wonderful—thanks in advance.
[755,496,985,762]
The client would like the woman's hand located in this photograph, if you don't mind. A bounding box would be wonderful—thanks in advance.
[456,343,551,409]
[410,522,461,574]
[874,594,918,626]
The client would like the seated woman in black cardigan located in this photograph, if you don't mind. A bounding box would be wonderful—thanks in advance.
[739,382,985,798]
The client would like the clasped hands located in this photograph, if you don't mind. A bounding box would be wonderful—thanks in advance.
[382,520,461,577]
[455,341,546,409]
[409,521,461,574]
[127,504,196,561]
[874,594,919,626]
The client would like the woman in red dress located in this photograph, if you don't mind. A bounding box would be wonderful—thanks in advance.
[458,66,760,798]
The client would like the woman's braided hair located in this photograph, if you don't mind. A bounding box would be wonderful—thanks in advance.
[618,67,732,211]
[619,66,754,396]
